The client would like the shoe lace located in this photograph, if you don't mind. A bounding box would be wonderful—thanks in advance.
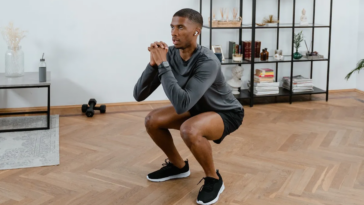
[197,177,216,192]
[160,158,174,171]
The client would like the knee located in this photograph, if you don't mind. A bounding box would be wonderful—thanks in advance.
[180,124,200,146]
[145,111,161,130]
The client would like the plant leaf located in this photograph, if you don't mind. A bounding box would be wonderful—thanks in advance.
[345,59,364,80]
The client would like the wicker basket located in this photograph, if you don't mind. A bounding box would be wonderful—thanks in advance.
[208,17,242,27]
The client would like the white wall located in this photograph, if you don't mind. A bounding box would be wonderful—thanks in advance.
[0,0,360,109]
[357,0,364,91]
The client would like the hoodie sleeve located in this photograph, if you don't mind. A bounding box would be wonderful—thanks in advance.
[133,63,161,102]
[157,59,219,114]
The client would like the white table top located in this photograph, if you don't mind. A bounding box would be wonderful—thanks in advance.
[0,72,51,88]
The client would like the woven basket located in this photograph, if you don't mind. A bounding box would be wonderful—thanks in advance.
[208,17,242,27]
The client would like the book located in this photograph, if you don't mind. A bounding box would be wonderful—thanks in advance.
[256,68,274,77]
[248,81,280,87]
[255,68,274,75]
[242,41,251,60]
[229,41,235,59]
[282,87,314,92]
[282,86,313,90]
[248,90,279,95]
[242,41,262,59]
[247,83,279,91]
[255,41,261,58]
[282,75,312,82]
[254,76,274,83]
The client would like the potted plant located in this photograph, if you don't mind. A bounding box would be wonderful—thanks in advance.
[293,31,304,59]
[345,59,364,80]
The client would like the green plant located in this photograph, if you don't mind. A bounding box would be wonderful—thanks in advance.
[345,59,364,80]
[294,31,304,52]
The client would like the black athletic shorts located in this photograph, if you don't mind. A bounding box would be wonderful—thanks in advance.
[189,107,244,144]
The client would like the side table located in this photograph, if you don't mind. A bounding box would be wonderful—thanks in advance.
[0,72,51,133]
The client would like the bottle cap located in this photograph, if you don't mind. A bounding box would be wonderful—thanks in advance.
[40,53,45,61]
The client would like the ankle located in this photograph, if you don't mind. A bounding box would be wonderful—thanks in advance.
[170,160,185,169]
[176,161,186,169]
[206,173,219,180]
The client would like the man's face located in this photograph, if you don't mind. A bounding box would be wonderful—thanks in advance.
[171,16,197,49]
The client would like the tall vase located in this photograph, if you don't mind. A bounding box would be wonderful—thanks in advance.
[293,48,302,60]
[5,46,24,77]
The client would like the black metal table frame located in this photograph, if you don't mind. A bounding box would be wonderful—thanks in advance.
[0,85,50,133]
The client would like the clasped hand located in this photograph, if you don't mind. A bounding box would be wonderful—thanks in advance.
[148,41,168,67]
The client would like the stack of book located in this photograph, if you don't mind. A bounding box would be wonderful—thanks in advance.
[242,41,261,60]
[255,68,274,83]
[282,75,314,92]
[247,68,279,95]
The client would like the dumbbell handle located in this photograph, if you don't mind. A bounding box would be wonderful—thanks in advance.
[87,103,105,110]
[93,106,102,110]
[87,102,96,111]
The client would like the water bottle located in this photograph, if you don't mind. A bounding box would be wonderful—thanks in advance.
[39,53,47,82]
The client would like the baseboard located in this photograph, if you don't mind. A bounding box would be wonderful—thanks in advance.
[0,100,170,113]
[50,100,171,109]
[328,89,356,93]
[0,88,363,114]
[356,89,364,94]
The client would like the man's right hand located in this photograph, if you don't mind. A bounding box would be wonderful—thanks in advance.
[150,52,157,67]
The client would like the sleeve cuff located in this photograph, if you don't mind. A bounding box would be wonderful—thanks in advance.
[158,62,172,76]
[147,63,158,71]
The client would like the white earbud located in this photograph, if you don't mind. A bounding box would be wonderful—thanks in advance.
[194,31,198,36]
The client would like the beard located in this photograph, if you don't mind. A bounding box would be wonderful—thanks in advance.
[175,41,191,50]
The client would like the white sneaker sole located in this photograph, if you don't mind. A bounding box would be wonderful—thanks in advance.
[146,170,191,182]
[196,183,225,205]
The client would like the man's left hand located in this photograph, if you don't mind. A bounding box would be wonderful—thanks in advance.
[149,41,168,66]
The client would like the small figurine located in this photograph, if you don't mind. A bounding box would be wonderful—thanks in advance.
[300,9,308,25]
[227,65,244,95]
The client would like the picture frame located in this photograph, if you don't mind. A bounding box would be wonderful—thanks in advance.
[212,45,225,61]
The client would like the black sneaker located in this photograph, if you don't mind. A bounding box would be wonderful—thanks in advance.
[146,159,190,182]
[196,170,225,205]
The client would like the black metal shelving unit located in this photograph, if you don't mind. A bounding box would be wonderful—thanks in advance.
[199,0,333,107]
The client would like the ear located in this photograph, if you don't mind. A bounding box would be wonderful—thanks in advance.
[194,27,201,36]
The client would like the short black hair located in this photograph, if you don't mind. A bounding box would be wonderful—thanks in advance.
[173,8,203,28]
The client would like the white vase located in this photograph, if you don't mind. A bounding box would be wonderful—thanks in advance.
[5,46,24,77]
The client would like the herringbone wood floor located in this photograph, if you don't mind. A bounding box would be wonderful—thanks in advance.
[0,92,364,205]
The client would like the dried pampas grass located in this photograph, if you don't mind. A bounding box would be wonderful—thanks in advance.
[220,8,227,20]
[263,15,279,23]
[1,22,27,51]
[233,8,238,20]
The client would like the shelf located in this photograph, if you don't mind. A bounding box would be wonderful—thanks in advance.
[236,87,326,99]
[199,0,332,106]
[202,25,247,29]
[244,55,328,64]
[221,59,251,65]
[203,23,329,30]
[245,23,330,29]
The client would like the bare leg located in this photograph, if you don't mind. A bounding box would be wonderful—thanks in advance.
[145,105,191,169]
[180,112,225,179]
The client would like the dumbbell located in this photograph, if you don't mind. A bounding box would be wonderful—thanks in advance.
[81,98,106,117]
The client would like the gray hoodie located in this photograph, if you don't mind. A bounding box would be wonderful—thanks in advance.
[133,44,243,114]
